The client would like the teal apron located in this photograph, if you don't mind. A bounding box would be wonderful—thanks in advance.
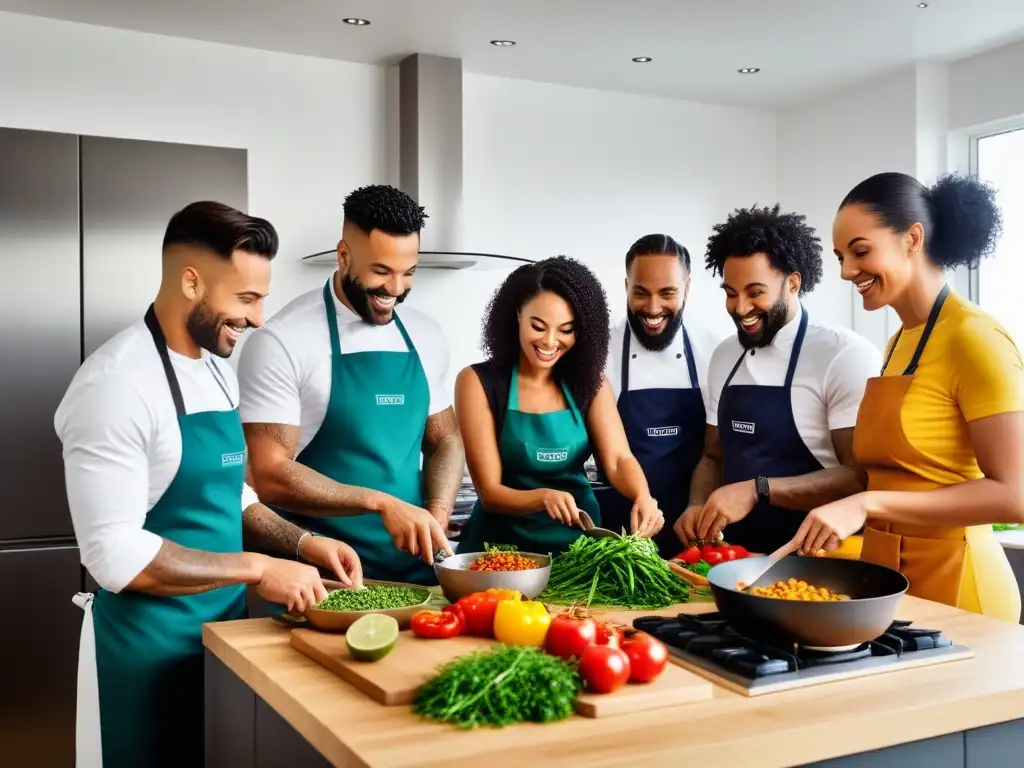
[275,280,435,584]
[459,366,599,555]
[89,306,248,767]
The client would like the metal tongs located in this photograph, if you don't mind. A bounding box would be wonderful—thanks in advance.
[578,510,622,540]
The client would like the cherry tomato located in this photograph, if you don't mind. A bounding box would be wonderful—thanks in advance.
[594,622,624,648]
[730,545,749,559]
[678,546,702,565]
[704,550,725,566]
[700,544,719,560]
[410,610,462,639]
[579,644,631,694]
[456,591,500,636]
[544,610,598,661]
[441,603,466,632]
[720,545,739,561]
[621,633,669,683]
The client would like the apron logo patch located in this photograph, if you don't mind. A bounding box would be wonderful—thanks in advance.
[536,450,569,463]
[731,420,755,434]
[221,451,246,467]
[647,426,679,437]
[375,394,406,406]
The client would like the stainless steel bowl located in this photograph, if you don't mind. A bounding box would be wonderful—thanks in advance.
[434,552,551,602]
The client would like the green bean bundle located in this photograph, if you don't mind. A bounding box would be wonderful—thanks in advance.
[414,645,581,728]
[539,535,690,609]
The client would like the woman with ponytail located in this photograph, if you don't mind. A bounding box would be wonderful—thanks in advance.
[783,171,1023,622]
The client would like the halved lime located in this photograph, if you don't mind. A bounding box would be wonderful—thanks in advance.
[345,613,399,662]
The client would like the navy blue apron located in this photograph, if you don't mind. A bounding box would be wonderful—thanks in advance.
[717,310,822,553]
[595,326,706,557]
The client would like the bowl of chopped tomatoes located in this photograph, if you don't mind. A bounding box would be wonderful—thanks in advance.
[434,548,551,602]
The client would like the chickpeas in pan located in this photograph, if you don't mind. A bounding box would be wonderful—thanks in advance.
[746,577,849,602]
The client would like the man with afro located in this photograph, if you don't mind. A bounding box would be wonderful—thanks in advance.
[673,204,881,556]
[239,184,462,586]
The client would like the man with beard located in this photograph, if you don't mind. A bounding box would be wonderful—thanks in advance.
[55,202,361,768]
[239,185,460,584]
[673,204,880,556]
[595,234,717,557]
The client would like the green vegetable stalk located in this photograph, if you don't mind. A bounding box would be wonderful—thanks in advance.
[314,585,426,612]
[540,535,690,609]
[414,645,581,728]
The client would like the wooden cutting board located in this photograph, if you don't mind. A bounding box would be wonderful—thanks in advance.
[290,628,712,718]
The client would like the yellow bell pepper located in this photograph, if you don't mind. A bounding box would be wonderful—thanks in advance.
[485,588,522,603]
[493,594,551,647]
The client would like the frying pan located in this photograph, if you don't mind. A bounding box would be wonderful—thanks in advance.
[707,556,909,648]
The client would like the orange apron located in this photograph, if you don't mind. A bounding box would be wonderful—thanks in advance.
[853,285,1020,622]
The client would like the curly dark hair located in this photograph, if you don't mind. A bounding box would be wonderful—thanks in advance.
[481,256,610,412]
[343,184,428,235]
[840,172,1002,270]
[704,204,823,296]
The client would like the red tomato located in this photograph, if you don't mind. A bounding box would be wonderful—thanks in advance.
[441,603,466,632]
[594,622,624,648]
[621,633,669,682]
[704,550,725,566]
[720,546,739,561]
[579,644,631,694]
[678,546,702,565]
[410,610,462,639]
[456,592,500,636]
[730,545,749,559]
[544,612,598,661]
[699,544,718,560]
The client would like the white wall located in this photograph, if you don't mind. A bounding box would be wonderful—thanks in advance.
[0,10,778,391]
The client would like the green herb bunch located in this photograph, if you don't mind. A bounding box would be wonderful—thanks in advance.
[314,585,426,612]
[414,645,581,728]
[540,535,690,609]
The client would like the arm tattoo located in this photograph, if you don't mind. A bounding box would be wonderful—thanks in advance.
[244,422,385,516]
[421,407,465,515]
[242,502,306,556]
[132,539,256,597]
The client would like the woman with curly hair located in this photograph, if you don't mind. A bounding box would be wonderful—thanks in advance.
[674,204,880,557]
[455,256,664,555]
[788,172,1023,622]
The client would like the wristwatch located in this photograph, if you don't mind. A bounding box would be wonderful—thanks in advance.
[755,476,771,504]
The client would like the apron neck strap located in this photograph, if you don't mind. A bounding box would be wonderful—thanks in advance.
[321,277,417,356]
[509,366,581,423]
[144,304,187,418]
[621,325,699,391]
[722,307,808,390]
[881,283,950,376]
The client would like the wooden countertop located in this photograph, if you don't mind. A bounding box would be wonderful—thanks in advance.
[203,597,1024,768]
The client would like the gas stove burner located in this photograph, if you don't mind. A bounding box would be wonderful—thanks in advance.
[632,612,967,690]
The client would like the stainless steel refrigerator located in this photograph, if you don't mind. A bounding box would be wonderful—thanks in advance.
[0,127,247,766]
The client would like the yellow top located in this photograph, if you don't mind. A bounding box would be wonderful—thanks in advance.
[882,290,1024,487]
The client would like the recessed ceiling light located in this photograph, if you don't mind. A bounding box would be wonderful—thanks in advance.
[738,67,761,74]
[490,40,516,47]
[632,56,653,63]
[917,2,928,7]
[342,17,370,26]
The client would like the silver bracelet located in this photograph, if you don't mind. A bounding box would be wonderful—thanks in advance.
[295,530,313,560]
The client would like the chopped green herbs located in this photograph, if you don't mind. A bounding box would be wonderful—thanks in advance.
[314,585,427,612]
[414,645,580,728]
[540,535,690,609]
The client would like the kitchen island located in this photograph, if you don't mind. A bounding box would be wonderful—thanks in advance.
[203,596,1024,767]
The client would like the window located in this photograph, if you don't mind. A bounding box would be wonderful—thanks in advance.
[972,127,1024,346]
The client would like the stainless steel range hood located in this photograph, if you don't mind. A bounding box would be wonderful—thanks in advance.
[303,54,532,271]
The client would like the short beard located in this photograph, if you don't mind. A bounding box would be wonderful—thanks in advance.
[733,290,791,350]
[341,273,409,326]
[186,296,232,358]
[627,306,683,352]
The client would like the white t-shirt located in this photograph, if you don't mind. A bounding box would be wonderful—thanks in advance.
[54,321,259,594]
[237,278,451,455]
[605,318,721,414]
[706,304,882,469]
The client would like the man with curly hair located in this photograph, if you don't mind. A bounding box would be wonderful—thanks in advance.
[239,185,460,585]
[673,204,881,556]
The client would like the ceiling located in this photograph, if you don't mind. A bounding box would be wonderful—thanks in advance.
[4,0,1024,107]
